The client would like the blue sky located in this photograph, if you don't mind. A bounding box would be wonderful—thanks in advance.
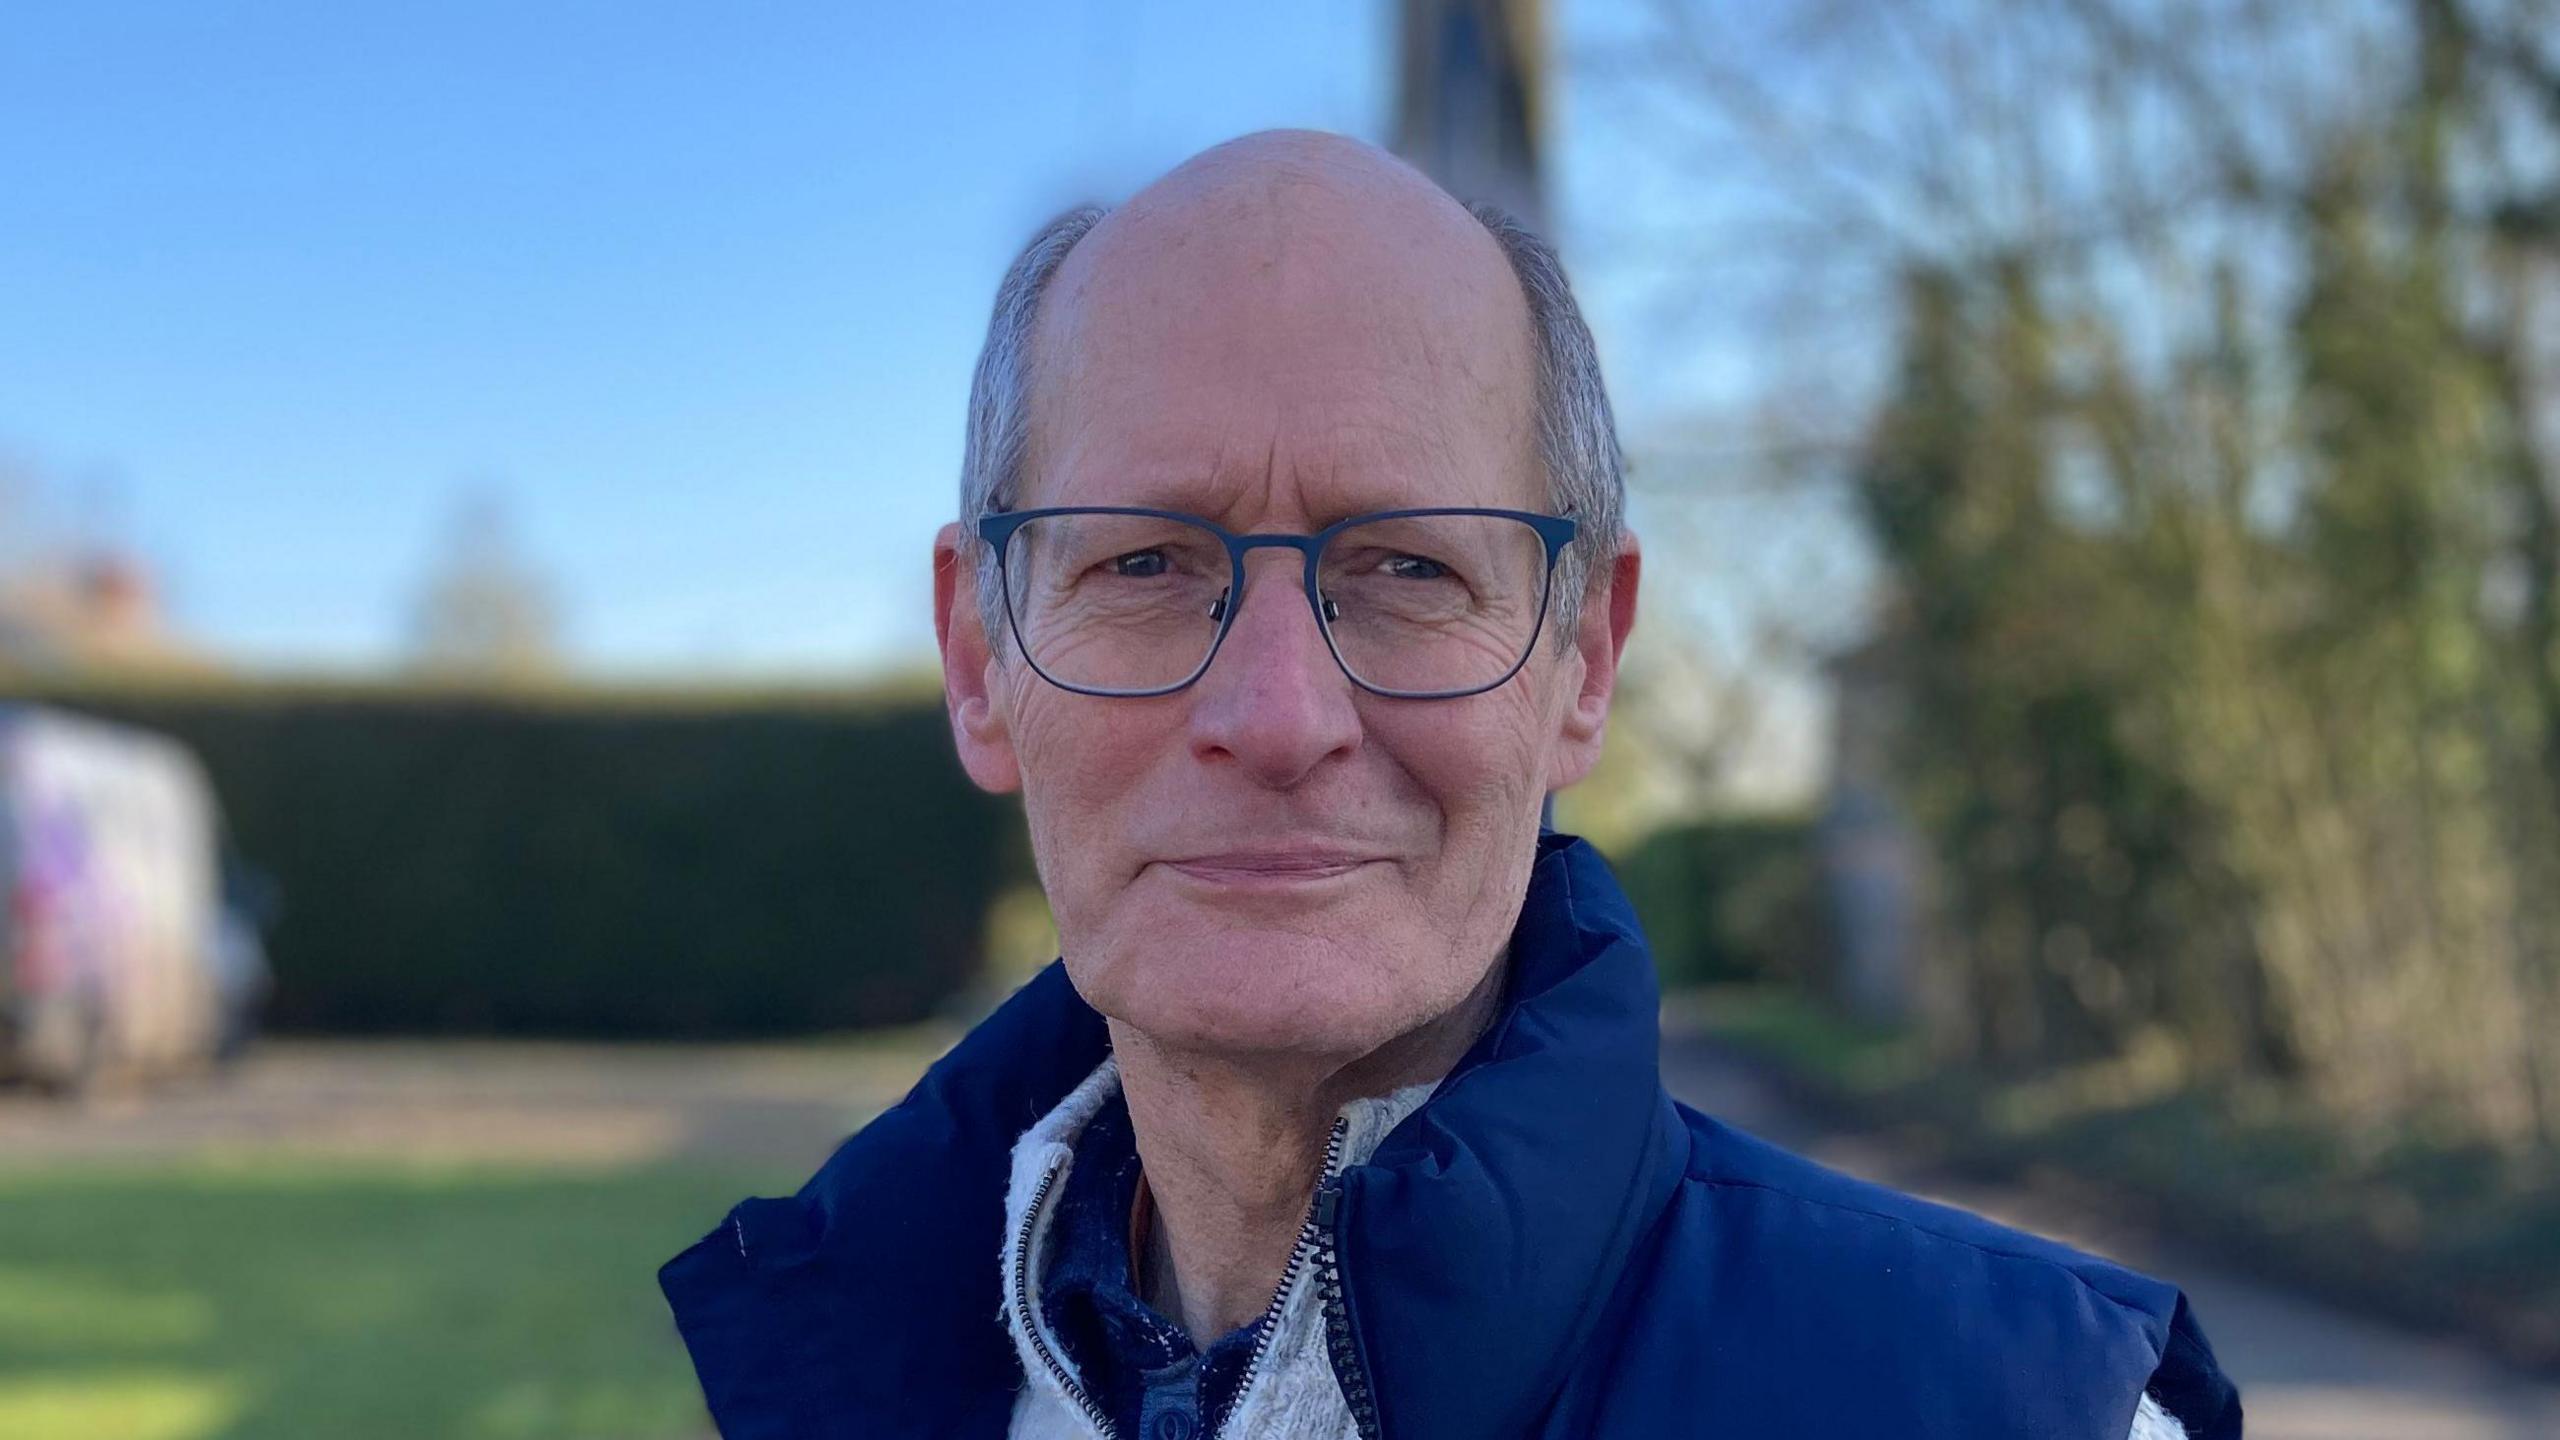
[0,0,1860,774]
[0,1,1438,677]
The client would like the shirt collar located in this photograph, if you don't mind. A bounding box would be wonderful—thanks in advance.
[1036,1082,1257,1434]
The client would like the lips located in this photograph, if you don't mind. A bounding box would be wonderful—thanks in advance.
[1159,849,1383,883]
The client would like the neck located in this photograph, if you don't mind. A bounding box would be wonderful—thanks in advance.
[1108,955,1506,1344]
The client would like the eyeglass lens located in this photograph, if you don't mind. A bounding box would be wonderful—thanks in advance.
[1000,512,1551,696]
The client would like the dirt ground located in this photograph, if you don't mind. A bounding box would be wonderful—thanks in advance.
[8,1029,2557,1439]
[0,1031,954,1173]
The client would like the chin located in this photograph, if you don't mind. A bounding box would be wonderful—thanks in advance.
[1077,917,1408,1060]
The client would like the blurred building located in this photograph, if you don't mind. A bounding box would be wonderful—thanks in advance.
[1394,0,1547,228]
[1816,623,1928,1025]
[0,548,222,677]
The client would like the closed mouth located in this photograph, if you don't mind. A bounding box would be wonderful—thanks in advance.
[1160,852,1383,883]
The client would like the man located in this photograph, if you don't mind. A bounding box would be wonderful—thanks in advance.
[661,129,2240,1440]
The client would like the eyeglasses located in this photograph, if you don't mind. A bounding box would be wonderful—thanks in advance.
[975,505,1579,699]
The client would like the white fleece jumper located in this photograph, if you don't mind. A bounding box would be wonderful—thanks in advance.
[999,1056,2187,1440]
[1001,1055,1435,1440]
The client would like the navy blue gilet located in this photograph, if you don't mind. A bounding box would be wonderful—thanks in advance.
[660,830,2243,1438]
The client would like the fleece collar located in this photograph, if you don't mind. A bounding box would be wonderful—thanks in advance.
[999,1056,1438,1438]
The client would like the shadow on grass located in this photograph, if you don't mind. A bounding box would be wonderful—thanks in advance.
[0,1159,773,1440]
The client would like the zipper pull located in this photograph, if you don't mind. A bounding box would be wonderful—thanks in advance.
[1313,1177,1341,1229]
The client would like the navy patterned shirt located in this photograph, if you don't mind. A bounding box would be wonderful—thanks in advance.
[1038,1086,1266,1440]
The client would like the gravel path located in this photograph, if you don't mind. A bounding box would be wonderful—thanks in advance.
[1660,1034,2560,1440]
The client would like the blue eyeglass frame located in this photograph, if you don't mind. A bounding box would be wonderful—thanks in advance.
[975,504,1579,700]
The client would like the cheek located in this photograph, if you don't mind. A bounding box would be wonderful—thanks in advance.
[1365,680,1556,845]
[1006,684,1171,891]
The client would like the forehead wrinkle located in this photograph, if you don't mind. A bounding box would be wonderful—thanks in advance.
[1044,364,1532,530]
[1034,382,1535,528]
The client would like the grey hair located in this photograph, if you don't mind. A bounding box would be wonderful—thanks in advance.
[1463,200,1627,644]
[958,197,1624,656]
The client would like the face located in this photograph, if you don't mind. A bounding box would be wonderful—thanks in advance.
[934,137,1638,1069]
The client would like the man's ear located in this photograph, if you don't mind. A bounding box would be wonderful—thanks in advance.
[1547,531,1641,793]
[933,521,1023,795]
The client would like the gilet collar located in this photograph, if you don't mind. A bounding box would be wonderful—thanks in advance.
[659,831,1688,1440]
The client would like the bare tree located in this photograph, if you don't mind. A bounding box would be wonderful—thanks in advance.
[403,487,566,682]
[1576,0,2560,1145]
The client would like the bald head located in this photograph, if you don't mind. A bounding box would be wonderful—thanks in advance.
[1038,130,1525,357]
[958,127,1624,643]
[1022,130,1539,519]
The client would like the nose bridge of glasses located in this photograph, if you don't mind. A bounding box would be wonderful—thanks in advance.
[1215,534,1322,610]
[1209,534,1340,635]
[1230,531,1322,563]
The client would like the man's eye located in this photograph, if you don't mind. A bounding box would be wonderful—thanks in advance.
[1106,550,1170,578]
[1386,554,1452,581]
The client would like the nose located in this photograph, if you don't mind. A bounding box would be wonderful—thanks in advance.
[1185,550,1363,788]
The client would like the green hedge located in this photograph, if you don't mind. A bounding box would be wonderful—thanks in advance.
[1610,814,1825,989]
[0,673,1018,1037]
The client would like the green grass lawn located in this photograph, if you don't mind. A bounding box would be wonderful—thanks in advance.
[0,1157,776,1440]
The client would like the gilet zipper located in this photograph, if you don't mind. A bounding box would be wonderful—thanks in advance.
[1313,1169,1384,1440]
[1008,1113,1362,1440]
